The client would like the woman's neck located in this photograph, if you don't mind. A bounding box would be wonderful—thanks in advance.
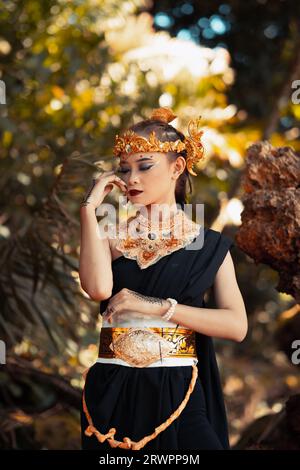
[136,202,181,224]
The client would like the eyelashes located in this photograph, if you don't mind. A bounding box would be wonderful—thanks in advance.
[117,165,154,174]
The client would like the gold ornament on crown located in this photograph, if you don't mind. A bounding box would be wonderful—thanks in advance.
[113,107,205,176]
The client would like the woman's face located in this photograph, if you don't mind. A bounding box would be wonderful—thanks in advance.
[117,151,181,207]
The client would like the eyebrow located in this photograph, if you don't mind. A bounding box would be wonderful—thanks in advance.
[119,157,154,165]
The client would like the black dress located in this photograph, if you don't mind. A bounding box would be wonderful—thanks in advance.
[80,226,234,450]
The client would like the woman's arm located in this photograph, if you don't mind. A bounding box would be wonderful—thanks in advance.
[212,250,248,341]
[79,205,113,301]
[79,171,127,301]
[155,251,248,342]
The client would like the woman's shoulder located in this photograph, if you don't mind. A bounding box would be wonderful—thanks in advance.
[203,226,235,256]
[203,225,233,242]
[189,225,234,256]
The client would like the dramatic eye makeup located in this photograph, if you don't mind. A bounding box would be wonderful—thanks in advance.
[117,156,157,174]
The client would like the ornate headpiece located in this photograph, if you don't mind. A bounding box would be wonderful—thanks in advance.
[113,107,205,176]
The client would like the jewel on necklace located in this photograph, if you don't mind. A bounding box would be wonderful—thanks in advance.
[162,230,172,238]
[148,233,156,240]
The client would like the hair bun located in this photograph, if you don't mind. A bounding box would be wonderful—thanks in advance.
[150,107,177,123]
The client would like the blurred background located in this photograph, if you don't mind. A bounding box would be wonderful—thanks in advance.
[0,0,299,450]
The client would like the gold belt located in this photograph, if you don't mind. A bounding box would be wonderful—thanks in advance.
[98,326,197,368]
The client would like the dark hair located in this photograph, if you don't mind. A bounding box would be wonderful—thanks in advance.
[128,119,193,210]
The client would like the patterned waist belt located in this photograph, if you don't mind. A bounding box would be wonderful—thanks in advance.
[98,326,197,368]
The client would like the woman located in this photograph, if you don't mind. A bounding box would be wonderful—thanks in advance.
[79,107,248,450]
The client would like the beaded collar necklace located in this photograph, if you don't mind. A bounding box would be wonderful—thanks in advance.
[115,208,200,269]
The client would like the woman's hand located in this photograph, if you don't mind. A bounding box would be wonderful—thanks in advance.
[80,170,127,209]
[103,288,170,323]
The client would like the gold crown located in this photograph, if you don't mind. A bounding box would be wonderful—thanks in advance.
[113,107,205,176]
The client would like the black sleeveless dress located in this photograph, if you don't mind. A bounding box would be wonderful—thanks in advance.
[80,226,234,450]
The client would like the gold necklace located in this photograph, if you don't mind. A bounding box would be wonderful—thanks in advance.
[136,210,178,229]
[135,209,178,240]
[115,209,201,269]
